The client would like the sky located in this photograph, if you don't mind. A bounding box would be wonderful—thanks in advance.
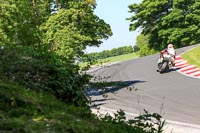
[86,0,142,53]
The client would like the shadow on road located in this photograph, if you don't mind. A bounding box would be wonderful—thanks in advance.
[159,67,181,74]
[85,80,146,97]
[87,80,145,108]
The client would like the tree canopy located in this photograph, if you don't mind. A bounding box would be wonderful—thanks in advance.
[128,0,200,51]
[0,0,112,61]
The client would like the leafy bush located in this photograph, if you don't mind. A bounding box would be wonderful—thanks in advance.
[98,109,165,133]
[136,44,157,57]
[0,80,162,133]
[0,46,90,106]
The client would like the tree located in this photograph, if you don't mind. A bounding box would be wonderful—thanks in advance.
[135,34,156,57]
[41,1,112,61]
[128,0,200,51]
[0,0,112,61]
[0,0,50,46]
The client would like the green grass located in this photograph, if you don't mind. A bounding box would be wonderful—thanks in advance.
[181,46,200,68]
[0,80,143,133]
[101,52,138,64]
[80,52,138,68]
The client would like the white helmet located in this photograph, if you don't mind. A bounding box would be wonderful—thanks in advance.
[168,44,173,48]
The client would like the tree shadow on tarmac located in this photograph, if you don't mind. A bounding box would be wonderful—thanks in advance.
[85,80,146,97]
[87,80,146,108]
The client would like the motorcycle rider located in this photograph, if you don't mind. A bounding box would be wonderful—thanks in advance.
[157,44,176,70]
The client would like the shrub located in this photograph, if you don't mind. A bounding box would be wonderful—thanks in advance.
[0,46,90,106]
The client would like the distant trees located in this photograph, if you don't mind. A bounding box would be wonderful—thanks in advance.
[81,45,133,62]
[128,0,200,52]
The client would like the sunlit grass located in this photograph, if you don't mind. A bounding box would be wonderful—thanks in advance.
[181,46,200,68]
[101,52,138,64]
[79,53,138,68]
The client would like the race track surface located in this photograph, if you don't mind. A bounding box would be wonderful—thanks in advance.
[89,44,200,126]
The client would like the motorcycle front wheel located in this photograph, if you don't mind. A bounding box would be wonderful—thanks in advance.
[160,61,168,73]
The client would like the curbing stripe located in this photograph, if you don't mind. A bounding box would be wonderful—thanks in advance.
[175,60,187,65]
[192,71,200,76]
[181,66,196,72]
[176,63,190,68]
[174,56,200,79]
[185,69,200,75]
[194,73,200,77]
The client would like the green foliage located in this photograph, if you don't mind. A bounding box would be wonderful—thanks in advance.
[0,80,163,133]
[135,34,157,57]
[0,0,42,46]
[128,110,165,133]
[40,9,91,60]
[137,44,157,57]
[128,0,200,50]
[0,1,20,45]
[99,109,165,133]
[0,46,90,106]
[0,0,112,56]
[41,3,112,59]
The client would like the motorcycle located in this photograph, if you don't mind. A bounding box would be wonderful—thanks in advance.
[157,51,174,73]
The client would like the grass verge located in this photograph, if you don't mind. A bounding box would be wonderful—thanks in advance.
[101,52,138,64]
[181,46,200,68]
[80,52,138,68]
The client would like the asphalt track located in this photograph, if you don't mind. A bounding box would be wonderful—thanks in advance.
[88,44,200,129]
